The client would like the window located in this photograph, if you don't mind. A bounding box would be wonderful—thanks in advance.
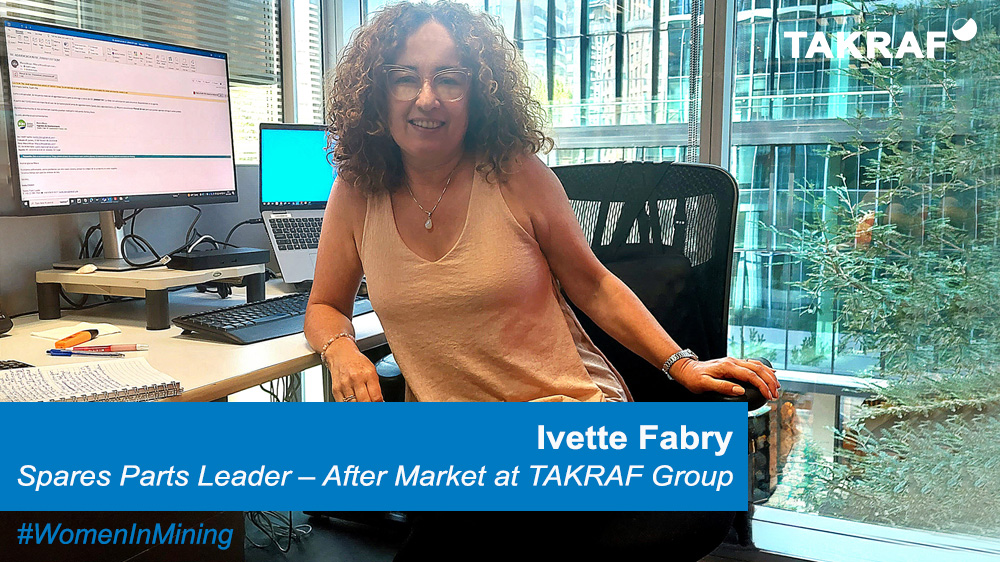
[552,37,582,126]
[730,0,1000,547]
[357,1,695,162]
[292,0,325,125]
[479,0,702,161]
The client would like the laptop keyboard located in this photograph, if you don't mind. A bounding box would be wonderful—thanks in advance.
[270,217,323,251]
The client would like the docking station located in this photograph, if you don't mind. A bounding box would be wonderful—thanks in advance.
[167,247,270,271]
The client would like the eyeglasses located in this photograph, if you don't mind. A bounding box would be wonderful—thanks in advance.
[383,65,472,102]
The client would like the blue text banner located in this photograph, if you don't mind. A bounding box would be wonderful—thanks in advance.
[1,402,748,511]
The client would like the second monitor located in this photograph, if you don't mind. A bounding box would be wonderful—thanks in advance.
[259,123,336,284]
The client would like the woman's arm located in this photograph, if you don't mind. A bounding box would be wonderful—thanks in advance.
[304,177,383,402]
[504,156,778,400]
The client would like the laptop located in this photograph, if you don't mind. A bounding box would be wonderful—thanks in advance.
[259,123,335,284]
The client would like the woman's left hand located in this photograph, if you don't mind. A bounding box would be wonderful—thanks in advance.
[671,357,780,401]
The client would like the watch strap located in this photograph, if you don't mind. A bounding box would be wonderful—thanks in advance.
[661,349,698,380]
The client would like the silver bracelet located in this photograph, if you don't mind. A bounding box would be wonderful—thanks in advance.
[661,349,698,380]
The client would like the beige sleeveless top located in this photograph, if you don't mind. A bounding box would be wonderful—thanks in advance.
[360,168,631,403]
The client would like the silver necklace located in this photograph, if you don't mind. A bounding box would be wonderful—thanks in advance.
[404,159,463,231]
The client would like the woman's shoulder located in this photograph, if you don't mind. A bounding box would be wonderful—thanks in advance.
[497,153,561,201]
[497,154,571,215]
[329,175,372,230]
[494,153,569,238]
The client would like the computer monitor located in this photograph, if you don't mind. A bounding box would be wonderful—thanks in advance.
[258,123,335,284]
[0,19,238,268]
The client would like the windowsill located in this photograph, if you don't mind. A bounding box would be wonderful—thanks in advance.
[754,371,999,560]
[774,369,885,399]
[751,506,1000,562]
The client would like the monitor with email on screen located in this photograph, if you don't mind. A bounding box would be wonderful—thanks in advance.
[0,18,238,216]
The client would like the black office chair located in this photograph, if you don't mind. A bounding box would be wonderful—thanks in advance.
[553,160,758,404]
[544,160,763,560]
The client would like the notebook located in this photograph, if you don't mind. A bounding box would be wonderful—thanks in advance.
[259,123,336,284]
[0,358,182,402]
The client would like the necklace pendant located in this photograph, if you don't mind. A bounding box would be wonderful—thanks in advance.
[424,216,433,230]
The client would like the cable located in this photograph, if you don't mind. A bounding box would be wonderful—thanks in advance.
[127,208,150,254]
[118,205,222,266]
[186,234,221,253]
[284,375,301,402]
[77,205,206,268]
[59,287,89,309]
[225,217,263,245]
[186,232,244,253]
[118,206,217,267]
[9,309,38,320]
[118,233,241,269]
[79,225,101,259]
[244,511,311,552]
[77,209,147,261]
[9,295,143,320]
[184,205,202,245]
[259,381,282,402]
[188,237,240,252]
[195,281,232,298]
[258,375,302,402]
[120,233,170,268]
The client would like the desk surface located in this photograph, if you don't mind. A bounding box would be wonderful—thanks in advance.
[0,284,385,401]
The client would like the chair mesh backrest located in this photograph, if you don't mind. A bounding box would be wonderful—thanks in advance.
[553,161,738,401]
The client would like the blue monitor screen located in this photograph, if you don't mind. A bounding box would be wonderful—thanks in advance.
[259,126,335,210]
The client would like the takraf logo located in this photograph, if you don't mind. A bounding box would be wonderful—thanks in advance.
[784,18,977,60]
[952,18,978,41]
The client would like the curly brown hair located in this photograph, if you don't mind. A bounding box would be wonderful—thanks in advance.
[325,1,552,194]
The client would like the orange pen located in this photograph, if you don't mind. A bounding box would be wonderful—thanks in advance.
[55,329,99,349]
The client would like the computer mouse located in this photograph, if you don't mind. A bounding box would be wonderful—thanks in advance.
[75,264,98,274]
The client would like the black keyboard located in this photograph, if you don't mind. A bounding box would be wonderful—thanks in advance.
[269,216,322,251]
[0,360,33,370]
[172,293,373,345]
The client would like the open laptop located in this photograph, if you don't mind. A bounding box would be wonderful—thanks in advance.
[259,123,335,284]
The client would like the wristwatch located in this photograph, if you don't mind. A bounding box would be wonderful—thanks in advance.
[661,349,698,380]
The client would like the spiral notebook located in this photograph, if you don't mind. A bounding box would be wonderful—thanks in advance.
[0,358,182,402]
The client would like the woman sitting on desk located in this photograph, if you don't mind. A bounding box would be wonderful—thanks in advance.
[303,1,778,404]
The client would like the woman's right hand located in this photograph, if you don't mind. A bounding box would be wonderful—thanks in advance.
[322,338,384,402]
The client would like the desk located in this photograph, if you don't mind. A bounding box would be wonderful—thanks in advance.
[0,284,386,402]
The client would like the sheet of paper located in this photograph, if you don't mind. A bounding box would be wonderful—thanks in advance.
[30,322,122,341]
[0,358,180,402]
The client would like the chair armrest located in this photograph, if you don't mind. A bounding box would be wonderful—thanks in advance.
[704,382,768,411]
[658,357,772,411]
[706,357,772,410]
